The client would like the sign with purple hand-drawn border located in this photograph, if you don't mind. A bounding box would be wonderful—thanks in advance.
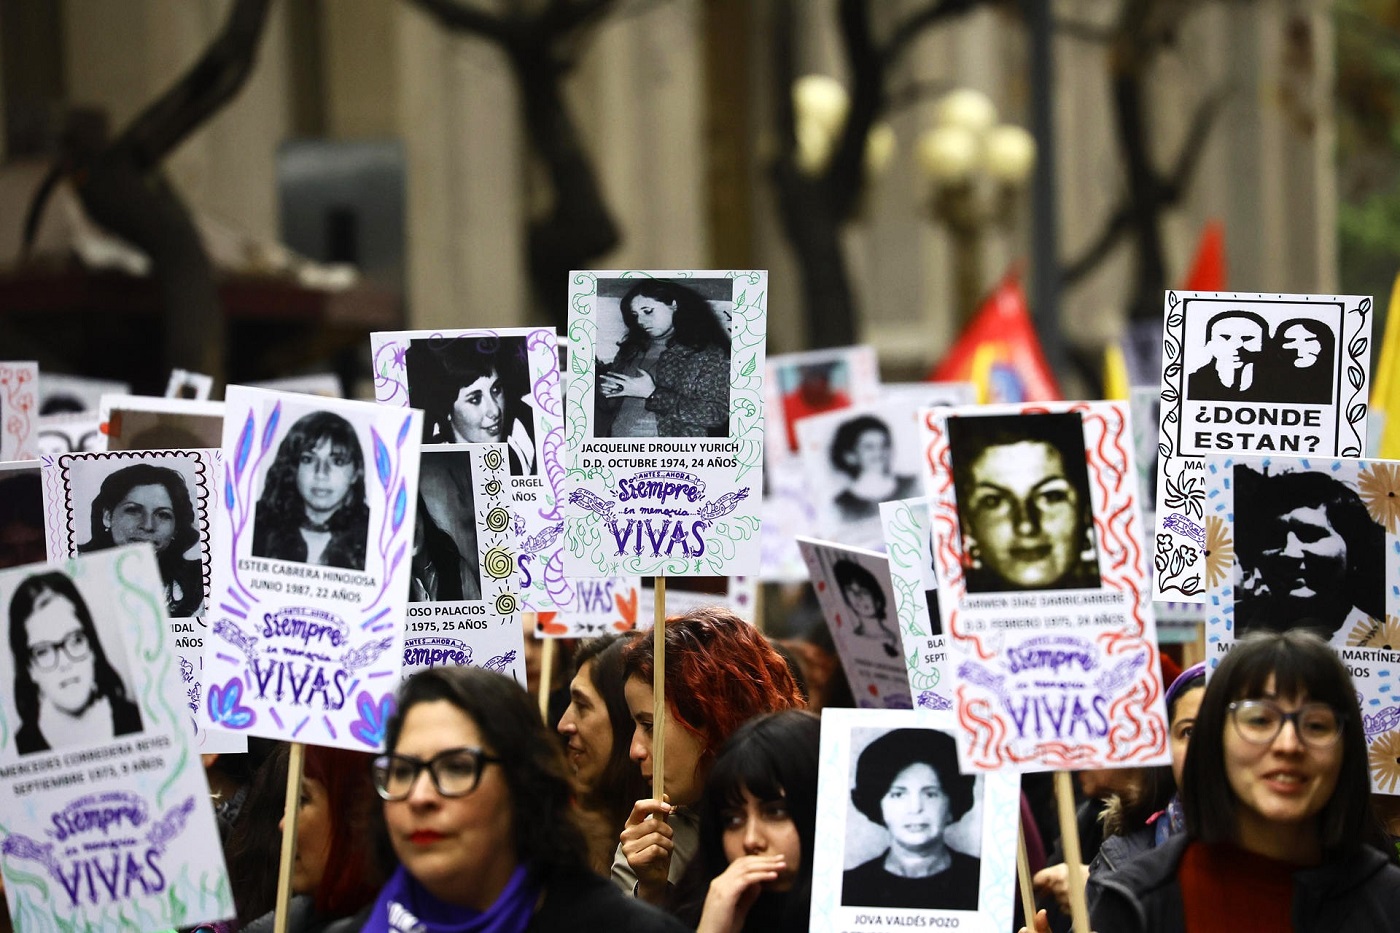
[0,361,38,461]
[201,387,421,752]
[0,547,233,931]
[1154,291,1372,602]
[1201,453,1400,793]
[534,576,643,639]
[920,401,1170,773]
[38,448,242,754]
[402,444,523,685]
[879,497,952,714]
[564,271,766,577]
[372,327,568,612]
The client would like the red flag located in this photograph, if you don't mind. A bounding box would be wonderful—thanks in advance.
[1181,219,1226,291]
[928,269,1061,402]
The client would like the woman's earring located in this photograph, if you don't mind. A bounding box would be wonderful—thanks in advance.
[1081,526,1097,564]
[963,537,982,571]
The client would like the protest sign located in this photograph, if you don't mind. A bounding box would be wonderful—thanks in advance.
[402,444,523,685]
[98,395,224,452]
[766,346,880,466]
[34,414,102,457]
[533,576,642,638]
[1,362,38,461]
[372,327,568,612]
[879,381,978,410]
[922,402,1170,771]
[878,497,951,712]
[37,374,129,415]
[0,547,232,931]
[758,467,815,582]
[798,538,911,709]
[564,272,766,577]
[810,708,1018,932]
[796,400,922,553]
[1201,454,1400,791]
[164,369,214,400]
[201,388,420,751]
[39,448,239,753]
[1154,291,1372,600]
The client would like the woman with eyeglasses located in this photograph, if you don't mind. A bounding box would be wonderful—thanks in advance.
[8,571,142,754]
[1080,630,1400,932]
[327,666,688,933]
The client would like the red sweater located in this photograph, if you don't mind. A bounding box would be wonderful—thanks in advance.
[1179,841,1294,932]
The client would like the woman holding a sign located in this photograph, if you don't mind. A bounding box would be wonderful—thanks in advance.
[596,279,731,438]
[1083,631,1400,932]
[347,666,687,933]
[616,609,806,906]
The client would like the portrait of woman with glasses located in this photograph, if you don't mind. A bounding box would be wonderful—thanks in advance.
[7,571,142,755]
[1074,630,1400,933]
[346,666,687,932]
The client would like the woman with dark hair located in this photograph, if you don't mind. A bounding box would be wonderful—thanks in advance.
[558,634,650,874]
[842,727,980,910]
[616,608,806,907]
[1081,630,1400,932]
[252,411,369,571]
[78,462,203,616]
[676,710,820,933]
[406,339,537,474]
[827,415,919,526]
[596,280,731,438]
[949,413,1100,593]
[1265,318,1335,404]
[227,744,384,932]
[832,558,898,658]
[8,571,142,753]
[1234,467,1384,645]
[328,666,686,933]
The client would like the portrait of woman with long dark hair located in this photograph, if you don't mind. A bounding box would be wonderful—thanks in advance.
[252,411,370,571]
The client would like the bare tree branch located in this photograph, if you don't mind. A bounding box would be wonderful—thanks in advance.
[1061,204,1133,286]
[1161,83,1230,199]
[885,76,956,115]
[539,0,616,39]
[409,0,510,42]
[882,0,990,67]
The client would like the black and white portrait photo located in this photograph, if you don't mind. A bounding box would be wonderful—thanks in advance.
[60,454,209,618]
[948,412,1101,594]
[410,448,482,603]
[592,277,733,439]
[251,410,370,571]
[1184,307,1338,405]
[405,334,539,475]
[1232,464,1384,645]
[5,568,144,755]
[834,558,900,659]
[840,726,982,911]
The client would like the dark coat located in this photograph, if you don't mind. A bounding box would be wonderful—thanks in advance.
[16,693,144,754]
[1088,833,1400,933]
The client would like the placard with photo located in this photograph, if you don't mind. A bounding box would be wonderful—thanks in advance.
[201,387,421,751]
[0,547,232,930]
[164,369,214,401]
[921,402,1170,772]
[1200,454,1400,792]
[372,327,568,612]
[37,373,129,415]
[1154,291,1372,601]
[797,537,911,710]
[98,395,225,452]
[810,708,1018,933]
[879,497,951,712]
[1,361,38,461]
[758,467,815,582]
[765,346,880,466]
[564,271,766,577]
[879,381,978,410]
[402,444,523,686]
[0,462,46,570]
[796,400,923,553]
[34,414,103,456]
[38,448,240,753]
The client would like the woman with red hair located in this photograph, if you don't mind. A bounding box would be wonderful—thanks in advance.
[615,607,805,908]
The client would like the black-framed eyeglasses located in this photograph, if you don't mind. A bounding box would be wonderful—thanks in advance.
[28,630,91,671]
[371,746,502,801]
[1228,699,1344,749]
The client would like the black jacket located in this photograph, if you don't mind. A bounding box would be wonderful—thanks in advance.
[1088,833,1400,933]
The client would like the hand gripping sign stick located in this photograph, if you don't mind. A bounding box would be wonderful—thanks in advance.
[652,576,666,802]
[1054,771,1091,933]
[274,741,307,933]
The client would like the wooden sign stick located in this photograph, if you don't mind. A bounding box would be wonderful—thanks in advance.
[273,741,306,933]
[652,575,666,802]
[1053,770,1091,933]
[535,616,555,722]
[1016,820,1037,927]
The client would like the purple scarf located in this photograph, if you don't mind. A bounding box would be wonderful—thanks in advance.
[362,864,538,933]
